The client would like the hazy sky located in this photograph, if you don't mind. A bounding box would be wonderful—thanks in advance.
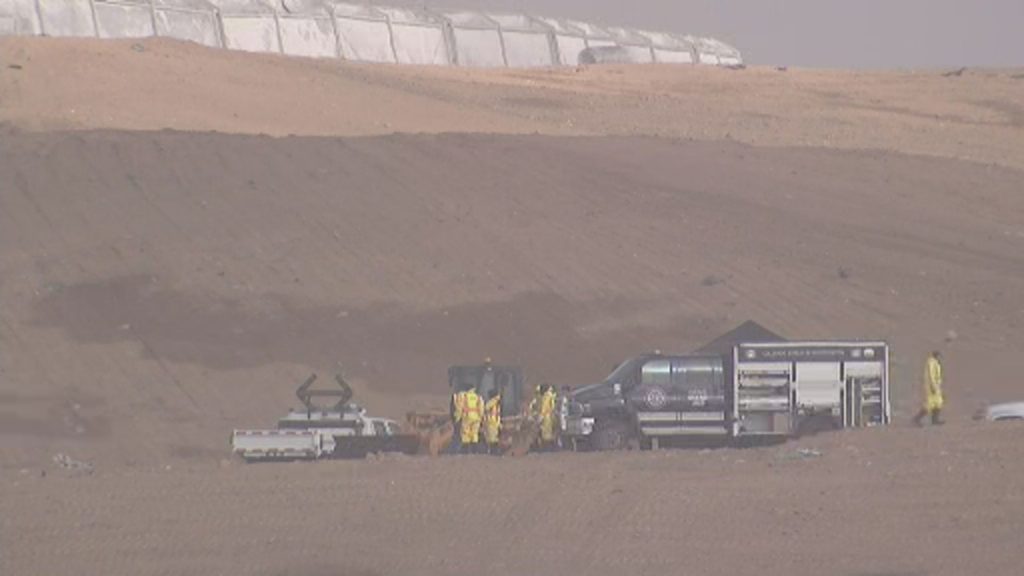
[417,0,1024,68]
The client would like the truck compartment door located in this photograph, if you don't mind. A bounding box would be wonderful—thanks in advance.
[794,362,842,414]
[734,360,792,435]
[844,362,887,427]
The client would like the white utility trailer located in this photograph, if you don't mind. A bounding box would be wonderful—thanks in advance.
[732,341,891,437]
[231,373,417,461]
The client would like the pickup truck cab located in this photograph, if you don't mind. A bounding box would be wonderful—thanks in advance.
[563,353,728,450]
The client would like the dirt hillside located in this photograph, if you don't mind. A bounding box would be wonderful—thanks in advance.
[1,36,1023,576]
[2,128,1022,467]
[2,37,1023,168]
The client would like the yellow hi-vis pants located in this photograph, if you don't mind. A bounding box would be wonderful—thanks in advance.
[484,420,501,445]
[461,418,481,444]
[540,415,556,442]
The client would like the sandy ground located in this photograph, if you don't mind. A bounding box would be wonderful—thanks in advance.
[3,423,1024,576]
[1,37,1024,576]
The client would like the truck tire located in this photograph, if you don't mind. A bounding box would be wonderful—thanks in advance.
[591,420,630,451]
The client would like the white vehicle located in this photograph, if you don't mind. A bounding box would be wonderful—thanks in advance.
[231,374,415,461]
[731,341,891,437]
[976,402,1024,422]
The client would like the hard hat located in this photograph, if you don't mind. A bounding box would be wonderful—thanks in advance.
[484,356,492,365]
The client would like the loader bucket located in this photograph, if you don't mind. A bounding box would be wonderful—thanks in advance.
[425,421,455,456]
[506,418,540,457]
[404,411,455,456]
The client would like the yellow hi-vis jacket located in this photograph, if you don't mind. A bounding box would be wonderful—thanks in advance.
[528,385,543,418]
[539,390,557,418]
[485,395,502,426]
[924,356,944,411]
[462,390,484,423]
[539,389,558,442]
[452,391,466,422]
[484,395,502,443]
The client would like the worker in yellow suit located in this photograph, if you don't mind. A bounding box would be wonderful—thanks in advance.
[539,384,558,449]
[460,387,484,453]
[448,387,467,454]
[528,384,543,420]
[484,390,502,455]
[913,351,945,426]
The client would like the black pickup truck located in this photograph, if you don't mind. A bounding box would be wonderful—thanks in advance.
[562,353,728,450]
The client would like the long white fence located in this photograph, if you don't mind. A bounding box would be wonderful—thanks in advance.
[0,0,743,67]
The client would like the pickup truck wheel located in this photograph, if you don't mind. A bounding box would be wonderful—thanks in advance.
[591,420,630,451]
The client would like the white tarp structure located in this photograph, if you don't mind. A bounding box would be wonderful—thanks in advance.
[488,13,554,68]
[94,1,155,39]
[0,0,39,35]
[331,3,393,63]
[533,17,587,66]
[639,29,695,64]
[278,0,335,58]
[0,8,10,35]
[690,36,743,66]
[605,26,655,63]
[38,0,97,37]
[0,0,742,68]
[155,1,221,48]
[376,6,447,65]
[566,19,616,49]
[695,36,743,66]
[443,11,504,68]
[218,0,280,54]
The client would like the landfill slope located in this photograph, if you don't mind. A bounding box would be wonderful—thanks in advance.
[3,128,1023,467]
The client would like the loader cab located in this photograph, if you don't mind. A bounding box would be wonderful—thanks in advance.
[448,363,524,418]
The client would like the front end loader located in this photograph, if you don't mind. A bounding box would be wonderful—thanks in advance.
[405,360,536,455]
